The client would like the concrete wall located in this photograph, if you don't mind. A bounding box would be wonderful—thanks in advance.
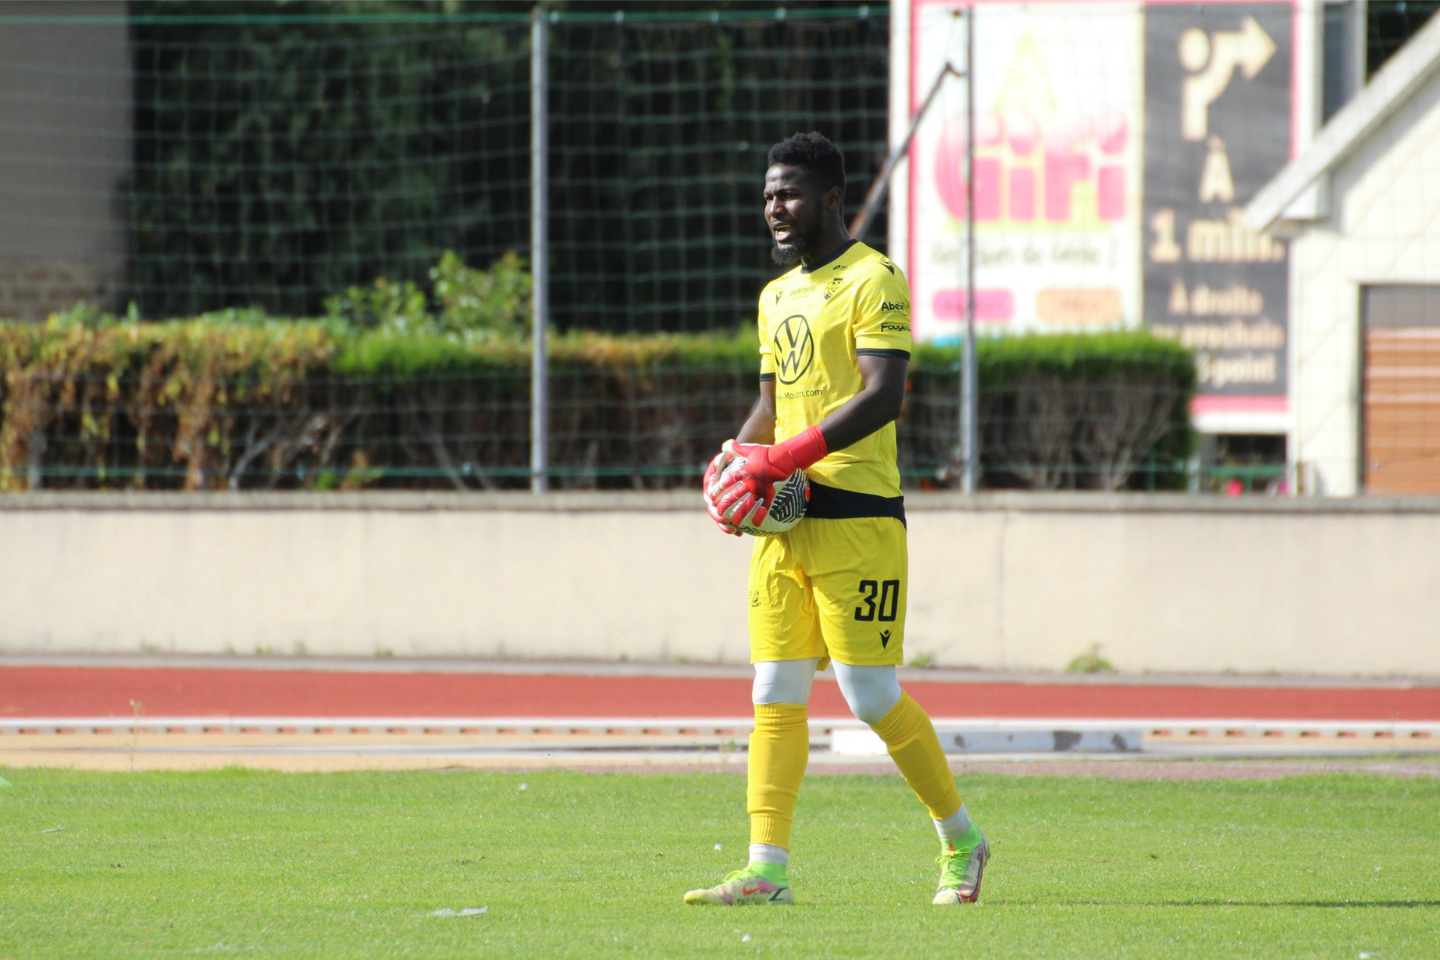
[1289,63,1440,496]
[0,2,131,319]
[2,492,1437,677]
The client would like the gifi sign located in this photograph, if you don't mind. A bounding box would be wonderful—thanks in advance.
[933,107,1131,226]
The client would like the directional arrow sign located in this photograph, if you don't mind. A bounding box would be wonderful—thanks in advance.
[1235,14,1278,79]
[1182,15,1277,141]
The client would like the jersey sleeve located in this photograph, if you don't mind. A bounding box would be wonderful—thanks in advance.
[852,263,912,358]
[757,290,776,380]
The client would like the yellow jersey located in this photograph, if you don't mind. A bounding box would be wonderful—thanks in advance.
[757,239,912,499]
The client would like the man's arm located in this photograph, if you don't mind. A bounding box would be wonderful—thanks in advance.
[735,380,777,445]
[734,355,905,454]
[811,354,907,452]
[709,355,909,527]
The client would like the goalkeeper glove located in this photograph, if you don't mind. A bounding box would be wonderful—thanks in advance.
[701,448,743,536]
[711,425,829,528]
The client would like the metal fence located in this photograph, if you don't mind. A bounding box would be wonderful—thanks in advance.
[545,9,890,334]
[1,359,1191,492]
[110,6,890,333]
[11,5,1344,493]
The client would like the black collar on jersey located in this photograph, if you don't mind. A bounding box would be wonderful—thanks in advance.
[800,238,858,274]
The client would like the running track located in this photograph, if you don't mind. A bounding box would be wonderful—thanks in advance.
[4,666,1438,721]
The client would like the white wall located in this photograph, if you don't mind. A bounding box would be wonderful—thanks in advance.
[1289,65,1440,495]
[2,492,1437,677]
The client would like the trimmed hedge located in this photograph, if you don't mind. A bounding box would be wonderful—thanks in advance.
[910,334,1196,490]
[0,311,1192,491]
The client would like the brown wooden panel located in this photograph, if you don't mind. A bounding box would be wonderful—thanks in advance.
[1364,329,1440,494]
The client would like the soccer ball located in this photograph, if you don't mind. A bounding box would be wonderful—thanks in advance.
[716,457,810,536]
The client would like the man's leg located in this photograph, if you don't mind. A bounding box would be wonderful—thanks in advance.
[805,516,989,903]
[684,658,816,906]
[832,662,961,820]
[747,658,817,863]
[832,661,988,904]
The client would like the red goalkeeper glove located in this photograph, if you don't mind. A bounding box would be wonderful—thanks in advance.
[711,425,829,529]
[701,448,742,536]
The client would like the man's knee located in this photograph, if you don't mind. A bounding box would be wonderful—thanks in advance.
[833,662,902,725]
[752,658,818,706]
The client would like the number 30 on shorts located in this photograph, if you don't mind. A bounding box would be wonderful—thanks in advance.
[853,579,900,622]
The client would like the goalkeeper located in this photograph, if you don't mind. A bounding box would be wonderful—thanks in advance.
[685,132,988,908]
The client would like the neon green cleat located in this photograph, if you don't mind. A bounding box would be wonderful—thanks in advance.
[933,830,989,905]
[683,869,793,906]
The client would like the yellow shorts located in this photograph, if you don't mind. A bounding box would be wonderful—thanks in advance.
[748,516,907,668]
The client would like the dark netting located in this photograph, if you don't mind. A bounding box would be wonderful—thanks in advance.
[120,7,889,330]
[1,6,1196,493]
[547,12,890,333]
[125,12,533,318]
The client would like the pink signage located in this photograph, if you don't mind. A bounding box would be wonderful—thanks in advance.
[900,1,1145,342]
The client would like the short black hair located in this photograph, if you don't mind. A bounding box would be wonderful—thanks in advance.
[767,131,846,199]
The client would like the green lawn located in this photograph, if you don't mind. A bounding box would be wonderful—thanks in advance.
[2,767,1438,958]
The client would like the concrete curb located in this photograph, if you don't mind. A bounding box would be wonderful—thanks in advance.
[3,489,1440,514]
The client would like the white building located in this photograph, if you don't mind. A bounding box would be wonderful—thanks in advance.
[0,2,131,321]
[1247,13,1440,496]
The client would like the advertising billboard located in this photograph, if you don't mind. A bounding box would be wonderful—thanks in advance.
[904,0,1145,342]
[1143,4,1293,411]
[893,0,1296,422]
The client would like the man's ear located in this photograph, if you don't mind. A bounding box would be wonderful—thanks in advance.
[825,185,844,212]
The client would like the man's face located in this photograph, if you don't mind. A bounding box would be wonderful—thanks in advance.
[764,164,834,267]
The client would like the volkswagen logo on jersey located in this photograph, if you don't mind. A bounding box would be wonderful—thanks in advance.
[773,314,814,384]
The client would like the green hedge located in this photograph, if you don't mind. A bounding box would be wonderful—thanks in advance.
[908,334,1196,490]
[0,307,1192,491]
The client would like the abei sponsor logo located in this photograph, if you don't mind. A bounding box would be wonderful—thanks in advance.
[879,300,909,313]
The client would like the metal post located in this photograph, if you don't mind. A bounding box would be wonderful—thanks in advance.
[849,60,957,242]
[530,5,549,494]
[960,9,979,493]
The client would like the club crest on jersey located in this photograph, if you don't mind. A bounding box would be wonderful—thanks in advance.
[773,314,814,384]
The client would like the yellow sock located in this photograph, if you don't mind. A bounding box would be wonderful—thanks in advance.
[747,702,810,849]
[870,692,962,821]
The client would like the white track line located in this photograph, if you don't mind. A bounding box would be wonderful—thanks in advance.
[2,717,1437,740]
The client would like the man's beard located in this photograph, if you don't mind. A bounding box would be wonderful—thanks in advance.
[770,231,809,267]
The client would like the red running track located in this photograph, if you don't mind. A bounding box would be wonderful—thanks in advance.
[2,667,1438,721]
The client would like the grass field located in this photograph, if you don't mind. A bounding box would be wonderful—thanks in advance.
[3,766,1438,958]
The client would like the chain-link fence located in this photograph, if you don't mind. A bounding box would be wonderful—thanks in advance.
[0,317,1192,492]
[123,14,528,320]
[113,5,889,332]
[2,363,1193,492]
[11,4,1433,493]
[3,4,914,492]
[2,367,754,491]
[547,10,889,333]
